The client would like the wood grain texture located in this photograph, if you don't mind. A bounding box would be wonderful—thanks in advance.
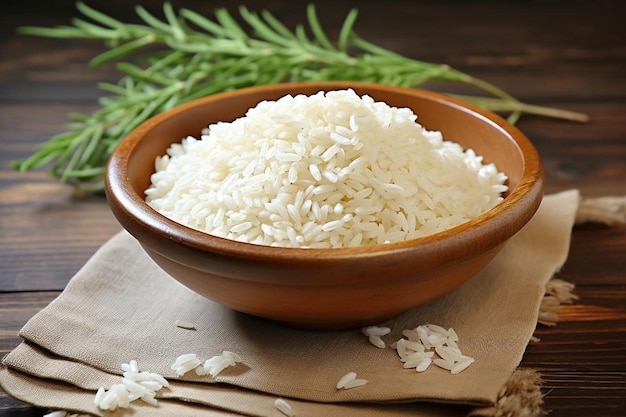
[1,0,624,415]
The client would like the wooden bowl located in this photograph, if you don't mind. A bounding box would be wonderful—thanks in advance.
[105,81,544,330]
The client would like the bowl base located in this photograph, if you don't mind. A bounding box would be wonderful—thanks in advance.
[267,312,402,331]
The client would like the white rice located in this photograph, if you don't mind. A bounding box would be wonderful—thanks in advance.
[196,351,243,377]
[362,325,391,348]
[175,319,196,330]
[145,89,508,248]
[171,351,243,378]
[170,353,202,376]
[336,371,368,389]
[94,360,169,411]
[392,324,474,374]
[94,353,243,411]
[274,398,295,416]
[43,412,79,417]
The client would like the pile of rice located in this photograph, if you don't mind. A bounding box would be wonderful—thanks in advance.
[94,360,169,410]
[145,89,507,248]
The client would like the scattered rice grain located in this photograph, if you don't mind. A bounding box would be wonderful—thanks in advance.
[368,335,386,348]
[392,324,475,374]
[170,353,202,376]
[274,398,295,417]
[94,360,169,411]
[43,412,79,417]
[198,351,243,377]
[175,320,196,330]
[336,371,368,390]
[451,358,475,375]
[362,325,391,348]
[362,325,391,337]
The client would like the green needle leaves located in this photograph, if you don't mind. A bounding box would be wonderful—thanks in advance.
[14,2,588,190]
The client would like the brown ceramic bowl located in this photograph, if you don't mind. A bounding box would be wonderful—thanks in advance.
[105,81,544,330]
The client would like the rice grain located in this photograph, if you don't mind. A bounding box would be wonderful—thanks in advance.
[392,324,475,374]
[175,320,196,330]
[336,371,368,390]
[274,398,295,417]
[146,89,507,248]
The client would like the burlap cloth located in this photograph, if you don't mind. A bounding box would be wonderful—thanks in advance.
[1,190,588,416]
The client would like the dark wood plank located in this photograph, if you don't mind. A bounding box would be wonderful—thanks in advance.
[2,0,624,102]
[0,293,55,415]
[0,396,42,417]
[0,292,56,416]
[0,102,121,291]
[536,371,626,416]
[523,284,626,416]
[0,292,59,354]
[566,225,626,286]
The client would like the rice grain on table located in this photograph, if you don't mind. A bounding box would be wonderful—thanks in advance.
[146,89,508,248]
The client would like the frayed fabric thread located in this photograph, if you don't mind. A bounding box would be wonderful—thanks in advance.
[493,369,545,417]
[575,195,626,226]
[468,369,545,417]
[538,279,579,327]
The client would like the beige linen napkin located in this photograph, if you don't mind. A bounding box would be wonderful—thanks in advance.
[2,343,470,417]
[1,190,581,416]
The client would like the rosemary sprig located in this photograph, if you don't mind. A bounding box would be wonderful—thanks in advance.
[13,2,588,190]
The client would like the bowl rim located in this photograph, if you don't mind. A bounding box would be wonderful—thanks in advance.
[105,81,544,263]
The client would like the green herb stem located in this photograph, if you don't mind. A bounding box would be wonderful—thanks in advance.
[453,95,590,123]
[13,2,588,191]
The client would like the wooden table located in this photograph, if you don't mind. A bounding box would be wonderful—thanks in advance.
[1,1,624,415]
